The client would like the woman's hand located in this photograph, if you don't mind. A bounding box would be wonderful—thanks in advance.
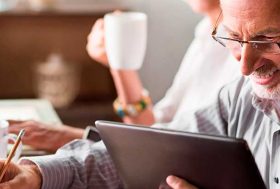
[86,18,109,66]
[8,120,84,152]
[0,160,42,189]
[166,175,198,189]
[86,11,122,66]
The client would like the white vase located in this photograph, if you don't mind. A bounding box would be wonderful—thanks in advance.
[28,0,55,11]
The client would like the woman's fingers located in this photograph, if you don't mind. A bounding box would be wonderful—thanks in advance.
[166,175,198,189]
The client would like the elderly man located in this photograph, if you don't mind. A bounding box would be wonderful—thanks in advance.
[0,0,279,188]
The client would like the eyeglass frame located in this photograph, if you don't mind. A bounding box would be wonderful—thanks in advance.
[211,11,280,54]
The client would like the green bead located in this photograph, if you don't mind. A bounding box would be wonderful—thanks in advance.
[140,100,146,109]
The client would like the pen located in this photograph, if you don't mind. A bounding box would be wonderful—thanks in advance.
[0,129,25,182]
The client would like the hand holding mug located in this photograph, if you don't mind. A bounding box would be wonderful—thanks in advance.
[86,18,109,66]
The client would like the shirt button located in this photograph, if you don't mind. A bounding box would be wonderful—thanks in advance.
[274,177,279,184]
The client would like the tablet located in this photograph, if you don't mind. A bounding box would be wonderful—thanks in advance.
[95,120,266,189]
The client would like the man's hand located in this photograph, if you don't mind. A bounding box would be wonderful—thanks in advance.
[166,175,198,189]
[8,120,84,152]
[0,160,42,189]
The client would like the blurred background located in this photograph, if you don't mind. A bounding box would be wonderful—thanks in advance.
[0,0,201,127]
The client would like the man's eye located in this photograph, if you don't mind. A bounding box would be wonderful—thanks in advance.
[262,36,275,41]
[255,35,280,41]
[266,36,280,41]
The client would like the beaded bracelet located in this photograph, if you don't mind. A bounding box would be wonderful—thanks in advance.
[113,89,152,118]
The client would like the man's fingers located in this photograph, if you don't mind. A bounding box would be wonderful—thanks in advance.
[8,122,34,138]
[8,120,24,125]
[8,124,28,134]
[0,174,25,189]
[9,120,35,127]
[8,123,26,129]
[166,175,198,189]
[0,162,22,188]
[8,123,29,134]
[0,160,5,171]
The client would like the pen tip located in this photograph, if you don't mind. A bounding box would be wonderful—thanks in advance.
[19,129,25,138]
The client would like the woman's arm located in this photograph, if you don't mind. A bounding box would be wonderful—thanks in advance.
[110,70,155,125]
[87,17,155,126]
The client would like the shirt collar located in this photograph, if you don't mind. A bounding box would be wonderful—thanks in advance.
[251,92,280,128]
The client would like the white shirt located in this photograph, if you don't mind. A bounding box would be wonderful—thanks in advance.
[154,17,241,123]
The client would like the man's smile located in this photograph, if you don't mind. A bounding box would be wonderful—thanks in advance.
[251,67,279,85]
[251,62,280,87]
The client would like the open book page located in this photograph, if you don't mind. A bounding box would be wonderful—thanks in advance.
[0,99,61,124]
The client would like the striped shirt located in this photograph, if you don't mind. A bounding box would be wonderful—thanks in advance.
[22,76,280,189]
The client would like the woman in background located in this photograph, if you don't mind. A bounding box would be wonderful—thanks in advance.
[9,0,240,152]
[86,0,239,125]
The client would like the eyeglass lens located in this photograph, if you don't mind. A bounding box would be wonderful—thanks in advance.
[217,37,280,53]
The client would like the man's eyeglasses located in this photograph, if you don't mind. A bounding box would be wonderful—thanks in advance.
[211,11,280,54]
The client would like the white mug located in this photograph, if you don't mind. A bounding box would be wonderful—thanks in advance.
[104,12,148,70]
[0,120,22,161]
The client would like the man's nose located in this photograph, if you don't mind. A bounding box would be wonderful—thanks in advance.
[239,44,260,76]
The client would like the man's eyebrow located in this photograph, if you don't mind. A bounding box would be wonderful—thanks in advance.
[221,25,280,38]
[256,28,280,36]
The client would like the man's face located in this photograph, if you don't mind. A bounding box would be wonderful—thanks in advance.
[221,0,280,99]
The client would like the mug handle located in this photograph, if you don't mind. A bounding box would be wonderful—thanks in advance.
[6,133,23,162]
